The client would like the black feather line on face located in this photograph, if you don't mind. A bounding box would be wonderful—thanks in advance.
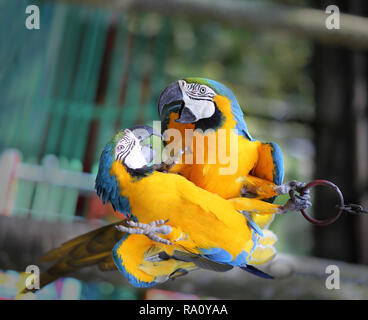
[184,83,215,100]
[115,138,135,163]
[187,96,214,102]
[117,152,125,161]
[186,90,214,99]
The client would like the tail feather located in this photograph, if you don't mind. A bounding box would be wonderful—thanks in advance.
[249,230,277,265]
[240,264,273,279]
[39,222,123,263]
[250,212,275,230]
[23,221,126,293]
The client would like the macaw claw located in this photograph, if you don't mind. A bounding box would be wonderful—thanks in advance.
[276,180,308,195]
[279,193,312,214]
[115,219,173,245]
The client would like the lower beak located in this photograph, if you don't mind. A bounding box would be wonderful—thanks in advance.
[141,145,154,165]
[175,106,197,123]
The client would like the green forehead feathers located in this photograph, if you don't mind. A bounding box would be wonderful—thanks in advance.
[105,130,126,156]
[110,130,125,146]
[183,78,217,93]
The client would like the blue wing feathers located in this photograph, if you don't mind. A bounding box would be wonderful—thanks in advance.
[269,142,284,186]
[229,250,249,266]
[245,214,264,237]
[200,229,259,267]
[200,248,233,264]
[95,144,131,216]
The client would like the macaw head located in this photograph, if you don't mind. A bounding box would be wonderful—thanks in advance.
[111,125,161,170]
[95,125,161,212]
[158,78,252,139]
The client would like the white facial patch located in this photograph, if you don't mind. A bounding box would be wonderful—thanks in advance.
[178,80,216,121]
[115,129,149,169]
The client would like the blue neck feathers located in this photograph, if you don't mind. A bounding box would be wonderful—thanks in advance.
[95,143,131,216]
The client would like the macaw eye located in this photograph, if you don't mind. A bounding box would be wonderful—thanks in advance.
[117,145,123,150]
[199,87,206,94]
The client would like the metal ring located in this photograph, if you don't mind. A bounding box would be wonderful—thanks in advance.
[299,180,344,226]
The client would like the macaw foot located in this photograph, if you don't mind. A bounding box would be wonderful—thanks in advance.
[279,193,312,214]
[276,180,306,195]
[115,219,173,245]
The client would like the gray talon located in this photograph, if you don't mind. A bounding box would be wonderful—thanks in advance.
[279,194,312,214]
[276,180,311,214]
[277,180,307,195]
[115,219,173,245]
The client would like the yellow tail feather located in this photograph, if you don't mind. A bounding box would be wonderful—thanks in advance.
[249,230,278,265]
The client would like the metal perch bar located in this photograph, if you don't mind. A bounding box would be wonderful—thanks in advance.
[53,0,368,50]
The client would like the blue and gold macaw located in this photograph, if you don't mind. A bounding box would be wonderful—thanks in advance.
[25,126,280,292]
[93,128,291,287]
[158,78,309,229]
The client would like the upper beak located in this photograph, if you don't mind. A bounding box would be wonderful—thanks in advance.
[129,125,162,141]
[157,81,183,118]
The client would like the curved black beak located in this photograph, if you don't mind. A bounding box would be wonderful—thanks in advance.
[129,125,162,141]
[157,81,183,118]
